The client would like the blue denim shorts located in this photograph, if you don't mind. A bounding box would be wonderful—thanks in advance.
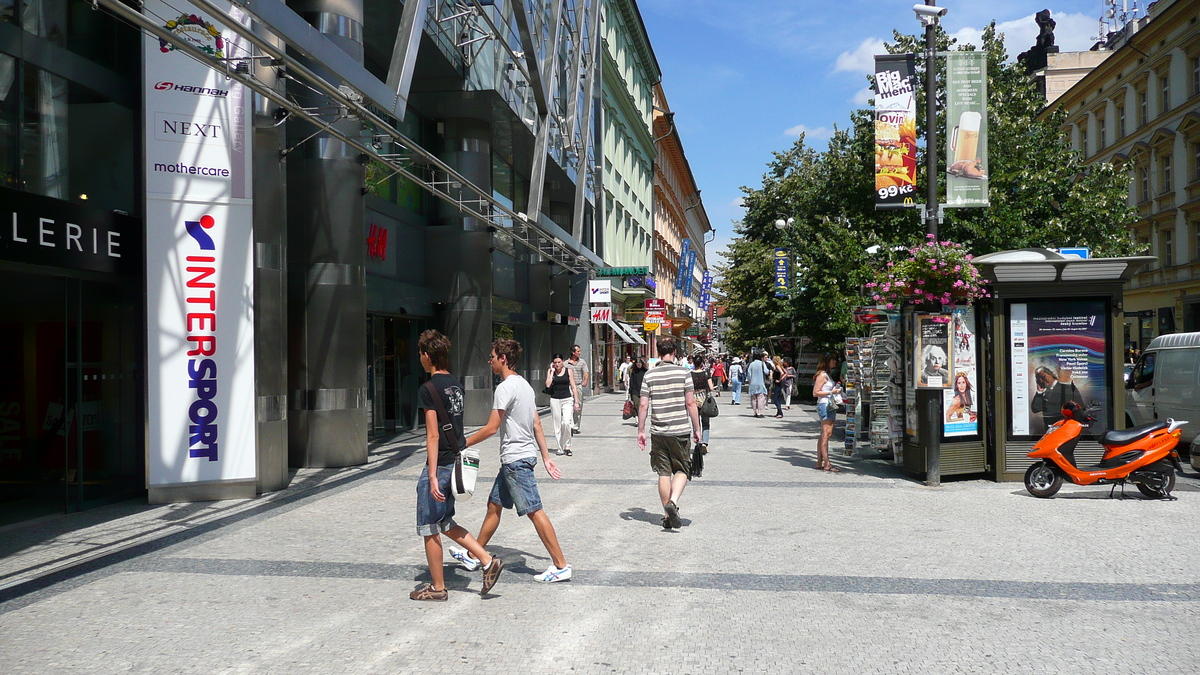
[416,464,458,537]
[489,457,543,517]
[817,402,837,422]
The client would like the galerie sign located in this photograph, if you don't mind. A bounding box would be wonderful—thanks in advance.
[143,0,256,492]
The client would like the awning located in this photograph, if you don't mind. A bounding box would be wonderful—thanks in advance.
[607,321,639,345]
[618,322,648,345]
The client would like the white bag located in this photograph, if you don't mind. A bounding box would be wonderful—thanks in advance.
[452,447,479,500]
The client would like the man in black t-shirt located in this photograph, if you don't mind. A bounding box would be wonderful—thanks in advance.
[410,330,504,601]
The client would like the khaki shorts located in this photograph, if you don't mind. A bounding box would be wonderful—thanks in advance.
[650,433,692,477]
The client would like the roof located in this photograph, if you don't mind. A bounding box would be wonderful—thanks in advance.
[1147,332,1200,350]
[973,248,1154,283]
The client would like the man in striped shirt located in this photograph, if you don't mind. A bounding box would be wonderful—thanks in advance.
[637,337,702,530]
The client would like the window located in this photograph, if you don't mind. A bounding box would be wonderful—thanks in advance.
[1194,56,1200,97]
[1098,116,1107,150]
[1139,90,1148,127]
[1194,141,1200,182]
[1118,105,1126,138]
[1162,154,1173,193]
[1195,224,1200,261]
[1161,73,1171,112]
[1164,229,1174,266]
[1141,166,1150,201]
[1080,126,1088,155]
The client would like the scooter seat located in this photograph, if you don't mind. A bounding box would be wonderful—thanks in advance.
[1099,421,1168,447]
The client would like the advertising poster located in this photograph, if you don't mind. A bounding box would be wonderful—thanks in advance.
[914,314,952,389]
[1010,301,1107,437]
[144,0,256,490]
[945,52,989,207]
[874,54,918,209]
[774,248,790,298]
[943,307,978,437]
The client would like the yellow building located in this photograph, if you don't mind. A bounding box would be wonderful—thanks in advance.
[1047,0,1200,350]
[652,83,713,353]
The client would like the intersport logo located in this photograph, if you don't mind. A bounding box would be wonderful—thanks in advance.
[153,81,228,97]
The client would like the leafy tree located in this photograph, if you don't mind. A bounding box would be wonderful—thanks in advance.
[717,22,1137,353]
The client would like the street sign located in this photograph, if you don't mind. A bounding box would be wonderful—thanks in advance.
[1059,247,1089,259]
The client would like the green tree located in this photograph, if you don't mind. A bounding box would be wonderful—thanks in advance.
[717,22,1137,353]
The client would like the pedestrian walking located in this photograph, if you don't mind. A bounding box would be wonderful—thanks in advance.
[544,353,580,456]
[410,330,503,601]
[452,338,572,582]
[783,357,796,410]
[746,351,771,418]
[729,357,743,405]
[813,353,843,472]
[690,354,713,454]
[565,344,590,434]
[771,355,786,418]
[710,358,725,396]
[637,337,703,530]
[618,355,633,391]
[628,357,649,415]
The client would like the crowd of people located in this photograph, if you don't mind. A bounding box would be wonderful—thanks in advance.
[409,329,842,600]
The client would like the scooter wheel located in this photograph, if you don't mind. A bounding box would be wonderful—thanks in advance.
[1136,470,1176,499]
[1024,462,1062,498]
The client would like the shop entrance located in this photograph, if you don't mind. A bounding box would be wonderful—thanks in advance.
[367,315,424,440]
[0,268,143,526]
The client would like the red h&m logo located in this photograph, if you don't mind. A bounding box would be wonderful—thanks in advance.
[367,224,387,261]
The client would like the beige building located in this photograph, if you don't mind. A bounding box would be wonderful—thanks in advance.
[1047,0,1200,350]
[652,83,713,353]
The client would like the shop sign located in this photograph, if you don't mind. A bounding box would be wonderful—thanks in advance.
[588,279,612,304]
[645,298,666,310]
[0,187,140,275]
[590,306,612,323]
[144,0,256,491]
[598,266,649,276]
[624,273,656,291]
[568,315,581,326]
[367,223,388,260]
[662,319,673,330]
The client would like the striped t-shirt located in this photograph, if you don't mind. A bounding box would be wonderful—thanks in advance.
[642,360,695,436]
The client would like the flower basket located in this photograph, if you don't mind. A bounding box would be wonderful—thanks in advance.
[867,235,989,309]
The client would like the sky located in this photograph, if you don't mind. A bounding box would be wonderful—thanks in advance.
[636,1,1129,262]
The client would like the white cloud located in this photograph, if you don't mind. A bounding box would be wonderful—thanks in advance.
[784,124,831,139]
[834,37,888,75]
[852,86,873,106]
[730,196,745,208]
[948,12,1098,59]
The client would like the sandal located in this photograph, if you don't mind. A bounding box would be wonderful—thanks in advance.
[827,466,842,473]
[410,583,448,601]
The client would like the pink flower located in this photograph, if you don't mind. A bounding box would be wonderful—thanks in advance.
[916,280,924,285]
[926,233,935,239]
[887,262,894,267]
[886,303,894,309]
[954,265,961,271]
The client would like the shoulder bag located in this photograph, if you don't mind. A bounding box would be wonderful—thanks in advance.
[700,391,719,418]
[422,381,478,499]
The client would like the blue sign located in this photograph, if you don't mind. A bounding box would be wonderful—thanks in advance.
[675,239,691,290]
[774,248,789,298]
[683,249,698,296]
[1059,247,1089,259]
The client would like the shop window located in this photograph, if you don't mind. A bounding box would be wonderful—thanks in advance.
[21,62,68,200]
[0,54,16,190]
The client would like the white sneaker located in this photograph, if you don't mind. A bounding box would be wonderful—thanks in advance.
[535,564,572,583]
[448,545,481,572]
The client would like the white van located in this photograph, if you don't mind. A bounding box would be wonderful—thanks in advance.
[1125,332,1200,469]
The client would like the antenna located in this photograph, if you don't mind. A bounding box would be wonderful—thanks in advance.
[1095,0,1142,46]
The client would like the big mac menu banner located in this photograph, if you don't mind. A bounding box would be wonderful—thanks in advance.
[143,0,256,492]
[874,54,917,210]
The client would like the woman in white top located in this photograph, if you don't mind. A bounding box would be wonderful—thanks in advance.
[811,353,842,472]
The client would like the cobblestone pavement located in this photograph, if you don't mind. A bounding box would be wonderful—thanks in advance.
[3,392,1200,674]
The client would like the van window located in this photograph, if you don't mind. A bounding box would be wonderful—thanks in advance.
[1158,349,1198,387]
[1133,352,1156,387]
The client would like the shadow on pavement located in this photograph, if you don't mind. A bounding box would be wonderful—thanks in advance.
[619,507,691,530]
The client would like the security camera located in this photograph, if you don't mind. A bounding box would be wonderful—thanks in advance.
[913,4,947,26]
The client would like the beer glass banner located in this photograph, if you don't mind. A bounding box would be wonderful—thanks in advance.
[143,0,257,491]
[873,54,917,210]
[945,51,989,207]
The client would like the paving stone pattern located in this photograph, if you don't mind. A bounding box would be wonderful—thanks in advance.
[2,393,1199,673]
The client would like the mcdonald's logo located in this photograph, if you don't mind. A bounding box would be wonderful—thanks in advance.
[903,197,914,205]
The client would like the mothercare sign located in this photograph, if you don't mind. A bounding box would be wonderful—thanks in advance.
[143,0,256,496]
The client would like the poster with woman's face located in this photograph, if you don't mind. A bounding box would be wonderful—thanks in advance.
[944,307,977,437]
[915,314,952,389]
[1010,300,1108,437]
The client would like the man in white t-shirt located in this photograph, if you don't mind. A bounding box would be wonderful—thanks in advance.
[457,338,572,583]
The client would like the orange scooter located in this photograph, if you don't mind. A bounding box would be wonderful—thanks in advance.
[1024,400,1185,499]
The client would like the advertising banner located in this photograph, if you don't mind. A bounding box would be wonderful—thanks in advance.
[1010,301,1107,437]
[683,249,698,297]
[914,314,952,389]
[674,239,691,290]
[774,248,790,298]
[945,51,989,207]
[588,279,611,304]
[874,54,918,210]
[144,0,256,490]
[943,307,978,437]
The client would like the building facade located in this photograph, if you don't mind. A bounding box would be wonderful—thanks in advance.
[0,0,656,524]
[1049,0,1200,352]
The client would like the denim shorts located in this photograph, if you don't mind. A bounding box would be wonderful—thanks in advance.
[488,457,543,517]
[416,464,458,537]
[817,401,837,422]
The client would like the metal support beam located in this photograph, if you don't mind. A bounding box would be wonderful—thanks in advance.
[524,0,566,223]
[570,0,601,241]
[510,0,548,115]
[562,0,588,147]
[384,0,429,121]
